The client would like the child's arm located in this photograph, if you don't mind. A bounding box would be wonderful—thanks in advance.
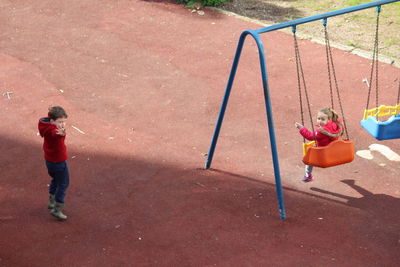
[47,126,66,138]
[56,126,66,136]
[295,122,303,129]
[295,122,315,141]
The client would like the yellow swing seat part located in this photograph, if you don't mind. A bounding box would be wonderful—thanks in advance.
[302,141,315,156]
[363,104,400,120]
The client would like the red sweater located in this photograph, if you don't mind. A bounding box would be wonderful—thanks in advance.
[38,118,68,162]
[299,121,341,147]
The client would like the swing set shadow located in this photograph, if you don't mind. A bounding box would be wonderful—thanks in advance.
[204,0,400,220]
[210,168,400,222]
[311,180,400,221]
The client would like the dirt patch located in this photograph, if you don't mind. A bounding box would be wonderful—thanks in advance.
[220,0,303,22]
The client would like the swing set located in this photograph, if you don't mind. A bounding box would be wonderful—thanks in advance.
[205,0,400,220]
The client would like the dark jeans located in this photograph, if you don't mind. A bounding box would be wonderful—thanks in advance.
[45,161,70,203]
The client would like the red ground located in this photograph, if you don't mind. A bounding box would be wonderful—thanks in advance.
[0,0,399,266]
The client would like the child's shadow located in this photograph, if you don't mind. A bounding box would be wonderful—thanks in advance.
[310,180,400,221]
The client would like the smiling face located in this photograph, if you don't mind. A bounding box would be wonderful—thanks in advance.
[51,117,67,129]
[316,111,329,126]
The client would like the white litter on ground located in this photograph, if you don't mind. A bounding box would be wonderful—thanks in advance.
[356,144,400,162]
[2,92,13,99]
[71,125,85,134]
[356,150,374,160]
[369,144,400,162]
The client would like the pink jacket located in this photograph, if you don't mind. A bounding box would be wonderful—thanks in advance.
[299,121,342,147]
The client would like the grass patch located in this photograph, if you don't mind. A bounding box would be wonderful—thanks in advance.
[344,0,370,6]
[309,2,332,11]
[384,37,400,47]
[347,41,359,47]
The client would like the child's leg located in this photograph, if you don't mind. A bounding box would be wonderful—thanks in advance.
[45,161,69,203]
[302,165,314,182]
[47,161,69,220]
[54,162,70,204]
[46,161,58,195]
[305,165,313,177]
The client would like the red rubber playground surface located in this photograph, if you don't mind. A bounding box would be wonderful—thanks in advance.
[1,0,399,266]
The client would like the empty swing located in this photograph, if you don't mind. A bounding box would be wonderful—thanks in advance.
[360,6,400,140]
[292,21,355,168]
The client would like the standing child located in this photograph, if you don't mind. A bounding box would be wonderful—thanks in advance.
[295,107,343,182]
[38,106,69,220]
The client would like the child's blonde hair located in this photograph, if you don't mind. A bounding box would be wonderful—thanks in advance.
[319,107,343,135]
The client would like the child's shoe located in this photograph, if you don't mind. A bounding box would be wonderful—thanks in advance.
[48,194,55,209]
[301,174,314,183]
[50,202,67,221]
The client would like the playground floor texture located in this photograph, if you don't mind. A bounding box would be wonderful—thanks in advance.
[0,0,399,266]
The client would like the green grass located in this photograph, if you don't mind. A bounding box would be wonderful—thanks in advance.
[298,0,333,12]
[345,14,367,22]
[385,37,400,47]
[310,2,332,11]
[344,0,370,6]
[346,41,359,47]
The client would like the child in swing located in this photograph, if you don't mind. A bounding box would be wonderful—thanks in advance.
[295,107,343,182]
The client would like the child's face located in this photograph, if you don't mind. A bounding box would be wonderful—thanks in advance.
[317,112,329,126]
[51,117,67,129]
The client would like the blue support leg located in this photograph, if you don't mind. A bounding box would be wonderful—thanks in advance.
[205,30,286,220]
[250,31,286,220]
[205,31,249,170]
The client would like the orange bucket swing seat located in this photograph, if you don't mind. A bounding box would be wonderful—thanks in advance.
[302,140,355,168]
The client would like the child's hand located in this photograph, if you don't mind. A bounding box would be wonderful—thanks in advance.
[295,122,303,129]
[56,126,66,136]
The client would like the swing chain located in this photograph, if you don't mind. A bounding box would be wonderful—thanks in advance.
[292,30,316,141]
[397,79,400,105]
[375,8,380,110]
[366,6,381,114]
[292,30,305,129]
[323,21,350,139]
[324,24,335,109]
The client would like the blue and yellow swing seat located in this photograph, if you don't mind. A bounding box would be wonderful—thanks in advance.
[360,104,400,140]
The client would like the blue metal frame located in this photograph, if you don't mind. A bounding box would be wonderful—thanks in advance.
[205,0,399,220]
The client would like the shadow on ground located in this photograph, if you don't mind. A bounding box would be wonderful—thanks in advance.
[311,179,400,224]
[140,0,303,22]
[220,0,303,22]
[1,134,399,266]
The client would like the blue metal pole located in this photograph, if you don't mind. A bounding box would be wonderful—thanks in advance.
[249,30,286,220]
[255,0,398,34]
[205,29,287,219]
[205,31,249,169]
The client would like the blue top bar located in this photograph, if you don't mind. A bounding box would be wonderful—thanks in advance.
[256,0,399,34]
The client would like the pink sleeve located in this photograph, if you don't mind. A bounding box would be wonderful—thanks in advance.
[299,127,315,141]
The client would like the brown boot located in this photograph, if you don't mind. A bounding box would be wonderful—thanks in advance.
[50,202,67,221]
[48,194,55,209]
